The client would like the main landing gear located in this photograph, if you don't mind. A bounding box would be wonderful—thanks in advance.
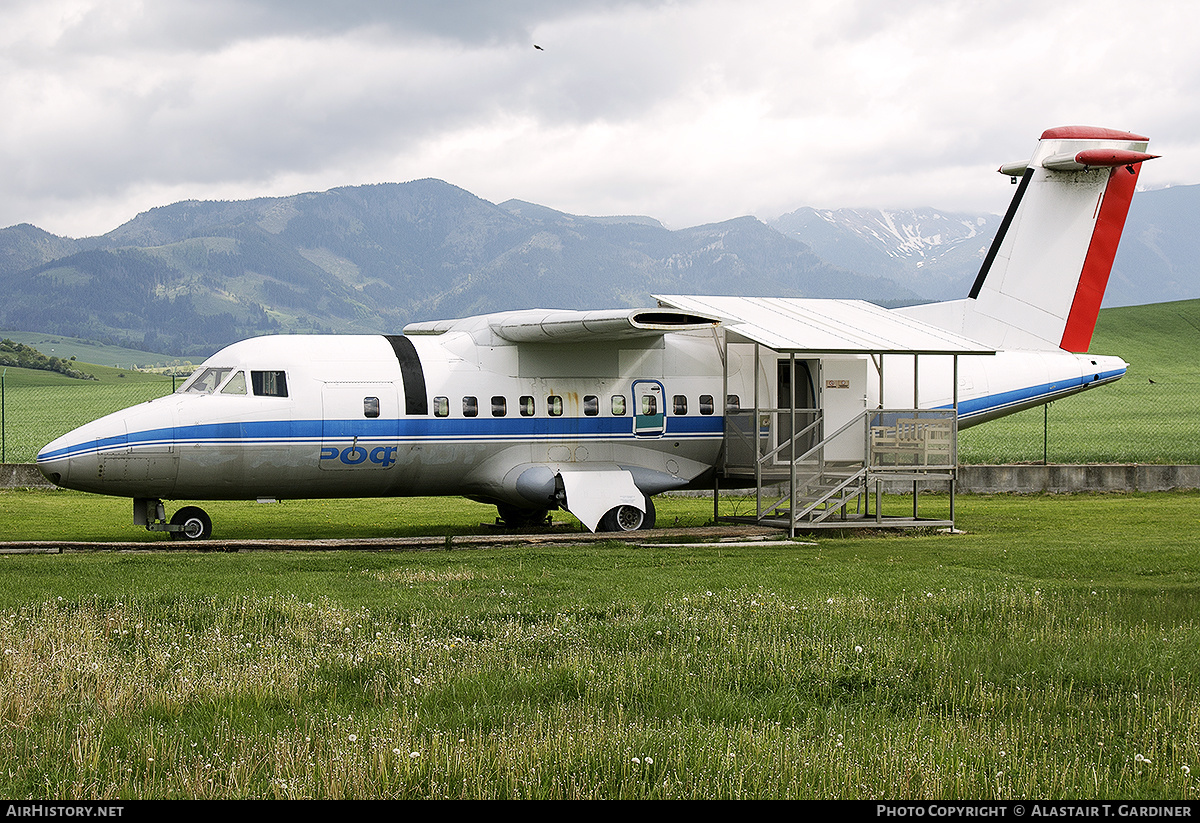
[496,504,552,529]
[134,498,213,541]
[598,497,656,532]
[495,497,657,532]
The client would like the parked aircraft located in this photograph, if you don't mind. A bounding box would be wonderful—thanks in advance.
[36,126,1156,539]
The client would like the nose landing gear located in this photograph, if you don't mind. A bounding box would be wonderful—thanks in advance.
[134,498,213,541]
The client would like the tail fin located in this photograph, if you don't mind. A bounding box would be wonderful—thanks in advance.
[964,126,1157,351]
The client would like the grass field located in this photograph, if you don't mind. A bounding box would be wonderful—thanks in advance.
[1,489,1199,799]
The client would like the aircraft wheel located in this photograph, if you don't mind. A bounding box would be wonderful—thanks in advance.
[497,504,549,529]
[169,506,212,541]
[599,504,645,532]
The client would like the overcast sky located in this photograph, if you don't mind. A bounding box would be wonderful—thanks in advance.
[4,0,1197,238]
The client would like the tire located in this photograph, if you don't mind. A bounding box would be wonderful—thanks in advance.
[497,504,549,529]
[169,506,212,541]
[598,504,645,532]
[639,496,656,530]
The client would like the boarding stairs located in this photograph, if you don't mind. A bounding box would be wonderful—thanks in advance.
[717,406,958,534]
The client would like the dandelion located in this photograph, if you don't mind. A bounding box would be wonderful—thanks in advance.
[854,645,863,654]
[410,751,420,759]
[1183,765,1191,776]
[348,734,357,743]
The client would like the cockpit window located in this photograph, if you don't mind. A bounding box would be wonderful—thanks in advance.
[220,371,247,395]
[183,367,235,394]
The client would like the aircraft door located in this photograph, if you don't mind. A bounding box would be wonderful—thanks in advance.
[775,358,819,462]
[319,382,401,471]
[632,380,665,438]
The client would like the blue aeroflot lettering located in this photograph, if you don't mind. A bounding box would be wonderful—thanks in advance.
[34,126,1155,541]
[320,445,399,467]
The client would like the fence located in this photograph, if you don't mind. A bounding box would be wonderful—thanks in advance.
[1,372,176,464]
[956,374,1199,465]
[1,368,1196,466]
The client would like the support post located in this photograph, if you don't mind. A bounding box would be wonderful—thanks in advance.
[788,353,796,539]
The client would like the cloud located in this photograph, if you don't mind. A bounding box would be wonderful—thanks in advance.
[1,0,1197,237]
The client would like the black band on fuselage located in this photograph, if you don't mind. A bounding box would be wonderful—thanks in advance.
[384,335,429,415]
[969,168,1034,300]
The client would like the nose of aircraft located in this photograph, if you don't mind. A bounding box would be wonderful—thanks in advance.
[35,399,179,495]
[36,424,108,491]
[35,442,68,487]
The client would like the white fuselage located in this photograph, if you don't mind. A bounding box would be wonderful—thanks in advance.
[36,329,1125,507]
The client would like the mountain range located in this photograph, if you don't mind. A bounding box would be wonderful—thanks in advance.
[1,178,1195,357]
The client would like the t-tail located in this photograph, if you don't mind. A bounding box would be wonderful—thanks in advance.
[902,126,1157,352]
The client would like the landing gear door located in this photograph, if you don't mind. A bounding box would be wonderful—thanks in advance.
[632,380,665,438]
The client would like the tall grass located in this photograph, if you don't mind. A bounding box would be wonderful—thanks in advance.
[2,492,1199,799]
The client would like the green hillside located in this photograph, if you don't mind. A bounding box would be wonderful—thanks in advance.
[957,298,1200,464]
[1090,297,1200,375]
[0,331,200,370]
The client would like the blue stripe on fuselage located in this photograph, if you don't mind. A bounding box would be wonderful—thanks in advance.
[37,415,726,462]
[949,367,1126,420]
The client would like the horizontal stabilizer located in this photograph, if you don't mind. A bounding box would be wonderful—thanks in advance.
[1041,149,1159,171]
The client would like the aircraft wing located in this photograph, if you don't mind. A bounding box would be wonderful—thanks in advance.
[404,308,720,344]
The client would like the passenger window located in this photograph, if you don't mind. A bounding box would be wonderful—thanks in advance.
[463,396,478,417]
[492,396,507,417]
[611,396,626,415]
[673,395,687,415]
[251,371,288,397]
[434,396,449,418]
[700,394,714,415]
[364,397,380,419]
[641,395,658,416]
[726,395,741,413]
[584,395,599,416]
[548,395,563,417]
[520,396,535,417]
[220,371,247,395]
